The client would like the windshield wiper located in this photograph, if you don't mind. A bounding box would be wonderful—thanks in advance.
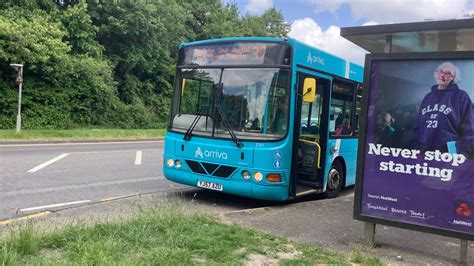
[216,105,243,148]
[183,105,208,141]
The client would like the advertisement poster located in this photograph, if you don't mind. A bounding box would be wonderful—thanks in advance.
[361,58,474,235]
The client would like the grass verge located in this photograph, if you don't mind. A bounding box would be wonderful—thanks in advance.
[0,207,383,265]
[0,129,166,142]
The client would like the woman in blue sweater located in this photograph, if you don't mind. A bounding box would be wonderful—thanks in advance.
[413,62,474,158]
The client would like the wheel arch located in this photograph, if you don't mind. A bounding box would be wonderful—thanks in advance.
[332,156,346,187]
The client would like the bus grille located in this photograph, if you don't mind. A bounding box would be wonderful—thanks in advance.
[185,160,236,178]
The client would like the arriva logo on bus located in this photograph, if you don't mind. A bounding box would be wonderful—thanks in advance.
[195,147,228,160]
[307,52,325,65]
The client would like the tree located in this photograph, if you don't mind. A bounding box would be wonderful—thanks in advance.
[0,1,292,129]
[0,7,119,129]
[60,3,103,57]
[87,1,187,125]
[240,7,290,37]
[178,0,242,39]
[260,8,290,37]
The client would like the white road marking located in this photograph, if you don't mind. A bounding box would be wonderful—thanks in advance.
[0,140,164,147]
[20,200,91,212]
[4,176,165,197]
[28,153,69,173]
[135,151,142,165]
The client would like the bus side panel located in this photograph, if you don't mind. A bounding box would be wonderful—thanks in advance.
[289,39,347,78]
[324,138,358,189]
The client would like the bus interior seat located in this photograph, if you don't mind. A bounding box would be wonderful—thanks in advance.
[301,124,319,135]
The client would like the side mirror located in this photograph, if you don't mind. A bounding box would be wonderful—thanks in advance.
[303,78,316,103]
[181,79,186,96]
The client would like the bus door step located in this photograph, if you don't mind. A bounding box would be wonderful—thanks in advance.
[297,171,321,183]
[295,184,322,197]
[296,179,322,189]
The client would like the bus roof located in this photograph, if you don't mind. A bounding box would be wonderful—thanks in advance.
[180,37,364,83]
[180,37,287,47]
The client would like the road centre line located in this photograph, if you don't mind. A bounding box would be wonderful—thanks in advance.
[20,200,91,212]
[28,153,69,173]
[135,151,142,165]
[0,140,164,147]
[4,176,165,197]
[0,211,51,225]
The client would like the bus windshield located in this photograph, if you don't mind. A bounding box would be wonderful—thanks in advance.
[170,68,290,140]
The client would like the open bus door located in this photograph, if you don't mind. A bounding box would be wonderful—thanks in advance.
[292,72,330,197]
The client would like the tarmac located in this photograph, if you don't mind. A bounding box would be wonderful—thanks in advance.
[2,138,473,264]
[225,191,474,265]
[3,188,472,265]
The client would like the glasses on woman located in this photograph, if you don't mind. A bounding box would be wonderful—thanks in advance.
[436,70,454,78]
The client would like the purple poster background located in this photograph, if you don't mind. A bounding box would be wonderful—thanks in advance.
[361,59,474,235]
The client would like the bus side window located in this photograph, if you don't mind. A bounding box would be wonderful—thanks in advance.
[330,82,354,136]
[353,85,362,136]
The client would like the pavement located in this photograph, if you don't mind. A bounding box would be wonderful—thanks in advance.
[226,191,474,265]
[2,188,473,265]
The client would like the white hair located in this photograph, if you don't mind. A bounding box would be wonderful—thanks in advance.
[434,62,461,84]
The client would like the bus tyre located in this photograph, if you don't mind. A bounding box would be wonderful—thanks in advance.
[325,161,344,198]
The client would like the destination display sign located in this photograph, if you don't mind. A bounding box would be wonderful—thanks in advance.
[179,42,289,66]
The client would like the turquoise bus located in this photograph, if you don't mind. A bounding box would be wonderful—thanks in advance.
[163,37,363,201]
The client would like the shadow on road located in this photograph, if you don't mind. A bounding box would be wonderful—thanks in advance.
[166,186,355,212]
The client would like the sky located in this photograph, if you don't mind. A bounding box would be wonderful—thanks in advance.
[225,0,474,65]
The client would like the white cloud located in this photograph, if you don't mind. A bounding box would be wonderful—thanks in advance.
[362,21,379,26]
[244,0,273,14]
[311,0,469,23]
[311,0,346,13]
[289,18,368,65]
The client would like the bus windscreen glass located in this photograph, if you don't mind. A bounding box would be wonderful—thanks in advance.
[170,68,291,140]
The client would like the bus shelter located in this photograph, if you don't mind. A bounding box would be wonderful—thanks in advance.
[341,18,474,264]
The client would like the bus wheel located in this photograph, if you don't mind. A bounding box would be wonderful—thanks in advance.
[325,161,344,198]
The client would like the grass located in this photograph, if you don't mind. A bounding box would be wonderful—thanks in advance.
[0,129,167,141]
[0,207,383,265]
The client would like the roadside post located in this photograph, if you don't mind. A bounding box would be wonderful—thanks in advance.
[341,19,474,264]
[10,63,23,133]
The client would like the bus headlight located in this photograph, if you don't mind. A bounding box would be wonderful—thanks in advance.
[175,160,182,169]
[242,170,251,180]
[166,158,174,168]
[254,172,263,182]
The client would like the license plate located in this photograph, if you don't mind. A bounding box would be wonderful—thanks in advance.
[197,180,223,191]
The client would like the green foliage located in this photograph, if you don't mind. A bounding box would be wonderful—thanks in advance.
[0,208,361,265]
[0,8,70,71]
[178,0,242,39]
[59,3,103,57]
[0,0,291,129]
[240,8,290,37]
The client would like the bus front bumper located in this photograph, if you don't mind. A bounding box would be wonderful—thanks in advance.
[163,167,289,201]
